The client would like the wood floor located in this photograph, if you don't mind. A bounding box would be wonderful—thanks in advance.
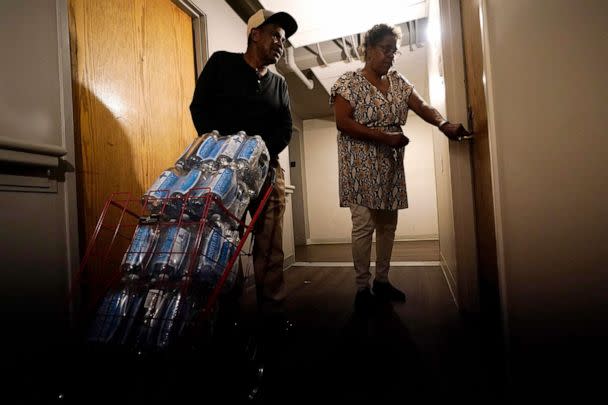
[21,241,499,404]
[239,265,486,403]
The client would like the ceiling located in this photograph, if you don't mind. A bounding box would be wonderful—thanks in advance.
[225,0,429,120]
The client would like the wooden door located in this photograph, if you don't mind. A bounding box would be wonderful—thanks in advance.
[69,0,197,247]
[460,0,506,393]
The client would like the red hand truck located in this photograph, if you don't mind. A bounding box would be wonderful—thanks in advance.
[71,171,275,354]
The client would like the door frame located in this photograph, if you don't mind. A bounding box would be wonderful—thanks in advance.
[171,0,209,76]
[438,0,511,390]
[436,0,479,314]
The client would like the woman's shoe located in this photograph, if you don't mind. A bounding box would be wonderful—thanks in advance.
[372,280,406,302]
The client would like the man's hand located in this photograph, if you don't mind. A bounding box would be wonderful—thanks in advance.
[440,122,473,141]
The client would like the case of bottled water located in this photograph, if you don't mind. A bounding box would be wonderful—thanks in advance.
[83,130,274,353]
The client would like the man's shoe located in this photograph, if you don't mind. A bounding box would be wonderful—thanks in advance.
[372,280,406,302]
[354,288,376,313]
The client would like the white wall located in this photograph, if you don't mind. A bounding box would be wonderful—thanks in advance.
[302,46,439,243]
[481,0,608,396]
[191,0,247,54]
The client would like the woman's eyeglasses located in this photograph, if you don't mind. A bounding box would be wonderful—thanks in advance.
[377,45,402,57]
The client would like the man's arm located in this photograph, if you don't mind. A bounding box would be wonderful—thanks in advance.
[189,53,219,135]
[265,81,293,157]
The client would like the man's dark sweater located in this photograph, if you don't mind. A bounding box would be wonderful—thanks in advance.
[189,51,293,159]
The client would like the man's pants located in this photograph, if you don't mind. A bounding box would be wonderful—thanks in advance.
[349,204,398,291]
[248,159,287,306]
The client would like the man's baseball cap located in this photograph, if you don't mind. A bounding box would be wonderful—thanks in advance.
[247,9,298,39]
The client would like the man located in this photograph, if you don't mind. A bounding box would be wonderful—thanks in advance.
[189,10,297,317]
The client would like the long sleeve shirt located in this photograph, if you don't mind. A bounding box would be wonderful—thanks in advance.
[189,51,293,159]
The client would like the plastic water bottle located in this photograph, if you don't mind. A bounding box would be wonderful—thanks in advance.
[176,130,219,171]
[194,223,224,284]
[117,287,146,345]
[222,180,250,228]
[168,168,206,217]
[214,229,240,292]
[217,131,246,168]
[199,136,226,172]
[88,287,129,343]
[186,131,220,170]
[148,222,192,280]
[121,223,159,277]
[233,135,269,198]
[142,168,183,214]
[137,287,167,348]
[155,290,186,349]
[188,167,238,218]
[88,285,145,345]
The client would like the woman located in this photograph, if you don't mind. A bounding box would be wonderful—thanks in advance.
[330,23,470,312]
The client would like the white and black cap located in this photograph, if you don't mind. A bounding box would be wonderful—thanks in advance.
[247,9,298,39]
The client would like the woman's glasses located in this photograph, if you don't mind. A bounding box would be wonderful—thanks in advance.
[376,45,402,58]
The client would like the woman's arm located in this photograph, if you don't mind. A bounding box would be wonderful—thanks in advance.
[407,89,471,141]
[333,94,408,148]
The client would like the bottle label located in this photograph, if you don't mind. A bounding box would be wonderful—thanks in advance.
[172,169,203,195]
[151,226,190,269]
[237,138,259,162]
[208,168,234,199]
[123,225,155,267]
[194,136,217,159]
[147,171,179,199]
[203,138,225,162]
[198,227,222,272]
[216,239,235,274]
[219,136,244,160]
[144,289,162,309]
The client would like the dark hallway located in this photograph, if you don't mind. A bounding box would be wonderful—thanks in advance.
[19,256,498,404]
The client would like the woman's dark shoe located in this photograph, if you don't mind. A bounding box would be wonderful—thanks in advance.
[372,280,406,302]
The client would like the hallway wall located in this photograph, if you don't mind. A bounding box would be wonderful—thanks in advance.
[481,0,608,396]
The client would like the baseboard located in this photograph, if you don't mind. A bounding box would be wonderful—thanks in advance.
[440,252,459,310]
[283,254,295,270]
[306,234,439,245]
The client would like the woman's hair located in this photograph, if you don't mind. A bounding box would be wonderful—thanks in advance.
[361,23,402,61]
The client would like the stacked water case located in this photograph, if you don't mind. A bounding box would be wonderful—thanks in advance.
[84,130,270,351]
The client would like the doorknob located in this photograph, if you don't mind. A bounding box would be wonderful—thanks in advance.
[467,105,475,134]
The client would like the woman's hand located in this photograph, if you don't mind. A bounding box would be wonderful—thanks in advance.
[439,122,473,141]
[383,131,410,148]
